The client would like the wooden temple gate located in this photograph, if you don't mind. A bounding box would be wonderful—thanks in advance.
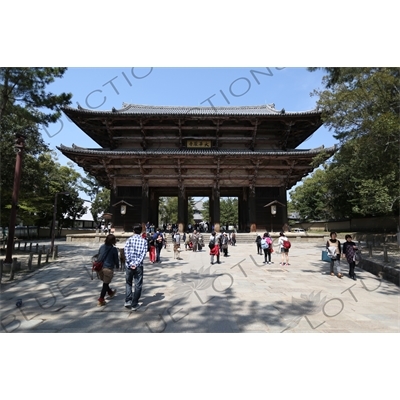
[58,103,335,233]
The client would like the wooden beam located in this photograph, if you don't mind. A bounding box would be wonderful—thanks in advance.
[108,125,257,131]
[249,120,258,151]
[140,120,147,150]
[86,163,311,169]
[113,136,253,141]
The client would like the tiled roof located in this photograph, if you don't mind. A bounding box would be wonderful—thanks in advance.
[58,144,336,156]
[62,103,320,117]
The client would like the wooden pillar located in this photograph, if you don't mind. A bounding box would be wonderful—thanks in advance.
[209,196,214,230]
[212,188,220,232]
[141,184,149,232]
[149,188,158,228]
[241,187,249,232]
[279,186,288,232]
[249,187,257,232]
[178,189,188,233]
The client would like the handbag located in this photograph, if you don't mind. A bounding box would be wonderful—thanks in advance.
[321,250,331,262]
[92,246,113,272]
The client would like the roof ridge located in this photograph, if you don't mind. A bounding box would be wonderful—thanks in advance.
[58,145,337,154]
[62,104,320,116]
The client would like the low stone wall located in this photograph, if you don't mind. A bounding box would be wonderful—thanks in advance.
[66,233,132,243]
[359,259,399,286]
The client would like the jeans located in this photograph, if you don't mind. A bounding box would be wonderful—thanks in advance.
[155,245,162,262]
[263,248,271,263]
[348,261,356,277]
[330,258,341,274]
[125,265,143,307]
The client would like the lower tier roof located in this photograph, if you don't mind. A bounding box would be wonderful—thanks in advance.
[57,144,336,190]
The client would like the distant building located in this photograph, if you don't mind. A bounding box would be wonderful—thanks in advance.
[73,201,97,229]
[193,200,204,223]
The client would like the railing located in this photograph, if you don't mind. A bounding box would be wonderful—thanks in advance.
[0,241,59,282]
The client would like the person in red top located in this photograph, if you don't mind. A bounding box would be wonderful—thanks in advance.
[209,231,221,265]
[147,233,156,263]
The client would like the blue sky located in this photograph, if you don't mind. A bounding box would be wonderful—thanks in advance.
[45,67,334,156]
[43,67,335,198]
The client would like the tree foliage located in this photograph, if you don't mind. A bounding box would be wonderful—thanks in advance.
[201,197,238,227]
[0,67,72,131]
[220,197,238,226]
[90,188,111,224]
[1,149,87,229]
[78,172,103,202]
[289,169,334,221]
[0,68,85,230]
[158,197,197,226]
[304,67,400,219]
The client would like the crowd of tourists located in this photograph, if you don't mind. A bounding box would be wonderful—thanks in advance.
[93,227,361,310]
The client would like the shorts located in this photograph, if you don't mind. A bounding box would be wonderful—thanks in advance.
[281,248,289,253]
[99,268,114,284]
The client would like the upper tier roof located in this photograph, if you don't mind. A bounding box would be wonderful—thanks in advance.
[62,103,320,117]
[58,144,336,157]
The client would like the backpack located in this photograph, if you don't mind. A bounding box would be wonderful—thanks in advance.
[283,239,291,249]
[209,236,215,249]
[261,238,269,250]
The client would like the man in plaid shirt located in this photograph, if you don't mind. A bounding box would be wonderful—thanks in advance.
[124,225,148,310]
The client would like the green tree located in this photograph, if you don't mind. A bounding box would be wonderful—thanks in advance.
[309,67,400,219]
[22,153,86,232]
[158,196,196,226]
[201,200,210,223]
[0,67,72,130]
[91,188,111,224]
[78,172,102,202]
[289,169,334,221]
[201,198,238,227]
[188,197,196,225]
[159,197,178,225]
[0,68,72,230]
[220,197,238,227]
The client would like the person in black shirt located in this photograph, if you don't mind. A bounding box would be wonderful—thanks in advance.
[342,234,358,280]
[255,234,262,255]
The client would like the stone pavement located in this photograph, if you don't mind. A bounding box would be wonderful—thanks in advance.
[1,237,399,333]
